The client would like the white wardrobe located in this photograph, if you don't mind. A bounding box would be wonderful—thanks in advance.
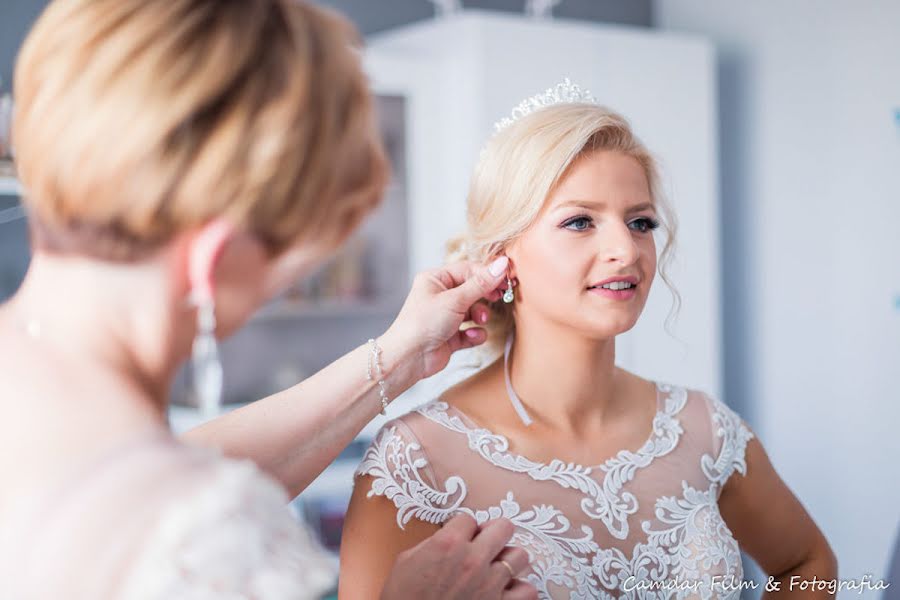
[361,10,723,418]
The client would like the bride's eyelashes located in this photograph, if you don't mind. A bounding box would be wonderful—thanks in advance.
[631,217,661,233]
[559,214,661,233]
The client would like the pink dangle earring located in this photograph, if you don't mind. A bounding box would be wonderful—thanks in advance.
[190,291,223,417]
[502,275,515,303]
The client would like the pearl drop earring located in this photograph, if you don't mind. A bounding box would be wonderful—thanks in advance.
[502,275,515,303]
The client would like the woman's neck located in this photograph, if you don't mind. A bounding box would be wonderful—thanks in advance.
[4,251,190,416]
[504,318,628,433]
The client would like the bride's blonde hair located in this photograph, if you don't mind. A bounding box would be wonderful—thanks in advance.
[445,103,682,358]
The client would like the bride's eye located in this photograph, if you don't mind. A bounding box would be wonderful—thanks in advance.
[562,215,660,234]
[561,215,593,231]
[629,217,661,233]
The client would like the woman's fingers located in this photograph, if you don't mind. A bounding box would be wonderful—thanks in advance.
[502,579,539,600]
[438,512,479,538]
[434,260,509,317]
[446,257,508,313]
[447,327,486,354]
[472,517,515,562]
[431,260,476,293]
[465,301,490,325]
[484,275,515,304]
[485,545,530,593]
[497,546,529,577]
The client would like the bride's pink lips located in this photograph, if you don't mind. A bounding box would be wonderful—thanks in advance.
[587,285,637,300]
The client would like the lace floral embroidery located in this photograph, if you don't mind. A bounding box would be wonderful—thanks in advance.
[700,394,755,496]
[357,425,743,600]
[416,383,688,540]
[356,424,467,527]
[355,385,751,599]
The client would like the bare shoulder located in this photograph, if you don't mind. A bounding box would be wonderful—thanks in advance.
[340,472,440,598]
[613,369,665,428]
[614,368,659,398]
[345,472,441,543]
[437,357,510,425]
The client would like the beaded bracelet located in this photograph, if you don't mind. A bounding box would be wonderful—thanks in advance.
[366,337,390,415]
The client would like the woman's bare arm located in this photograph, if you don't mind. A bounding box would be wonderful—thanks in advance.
[181,329,421,498]
[339,474,535,600]
[719,430,838,597]
[181,260,510,499]
[339,474,440,598]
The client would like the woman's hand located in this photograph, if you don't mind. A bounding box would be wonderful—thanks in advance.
[380,514,537,600]
[385,256,510,381]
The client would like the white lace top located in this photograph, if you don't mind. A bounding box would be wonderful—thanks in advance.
[0,432,337,600]
[355,381,754,599]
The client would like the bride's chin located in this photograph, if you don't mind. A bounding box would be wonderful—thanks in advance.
[579,315,640,338]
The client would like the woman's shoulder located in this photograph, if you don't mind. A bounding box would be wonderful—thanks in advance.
[2,435,336,600]
[118,444,337,599]
[665,381,756,491]
[352,384,488,530]
[354,399,459,485]
[684,384,755,447]
[653,377,750,431]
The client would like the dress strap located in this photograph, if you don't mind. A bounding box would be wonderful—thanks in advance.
[504,329,533,426]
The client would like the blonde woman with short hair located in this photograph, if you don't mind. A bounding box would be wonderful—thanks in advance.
[341,83,837,599]
[0,0,536,598]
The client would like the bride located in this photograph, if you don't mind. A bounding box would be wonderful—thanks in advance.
[339,81,837,598]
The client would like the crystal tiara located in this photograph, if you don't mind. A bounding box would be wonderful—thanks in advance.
[493,77,598,133]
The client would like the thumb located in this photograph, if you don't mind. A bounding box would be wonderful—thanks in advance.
[449,256,508,311]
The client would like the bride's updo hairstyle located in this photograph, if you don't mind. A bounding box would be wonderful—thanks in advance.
[445,103,681,358]
[13,0,388,262]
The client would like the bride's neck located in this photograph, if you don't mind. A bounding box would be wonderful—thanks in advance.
[504,319,625,431]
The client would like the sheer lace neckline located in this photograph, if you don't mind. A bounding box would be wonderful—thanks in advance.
[427,380,673,472]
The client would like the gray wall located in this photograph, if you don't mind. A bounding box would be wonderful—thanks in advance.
[0,0,48,92]
[657,0,900,584]
[315,0,652,35]
[0,0,651,297]
[1,1,652,92]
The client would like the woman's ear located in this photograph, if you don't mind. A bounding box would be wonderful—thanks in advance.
[187,218,237,302]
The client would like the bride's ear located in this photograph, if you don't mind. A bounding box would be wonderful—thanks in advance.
[501,253,518,284]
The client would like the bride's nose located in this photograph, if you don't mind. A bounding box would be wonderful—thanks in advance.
[599,222,640,266]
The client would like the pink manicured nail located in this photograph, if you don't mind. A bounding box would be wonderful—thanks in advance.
[465,329,479,338]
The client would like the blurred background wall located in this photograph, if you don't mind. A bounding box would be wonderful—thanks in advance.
[655,0,900,588]
[0,0,653,90]
[1,0,897,595]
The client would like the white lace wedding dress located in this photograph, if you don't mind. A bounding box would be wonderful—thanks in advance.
[0,431,337,600]
[356,362,755,599]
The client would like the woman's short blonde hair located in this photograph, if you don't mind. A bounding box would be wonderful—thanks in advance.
[445,103,681,356]
[13,0,388,261]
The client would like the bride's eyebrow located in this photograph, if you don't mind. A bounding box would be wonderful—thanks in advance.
[553,199,655,213]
